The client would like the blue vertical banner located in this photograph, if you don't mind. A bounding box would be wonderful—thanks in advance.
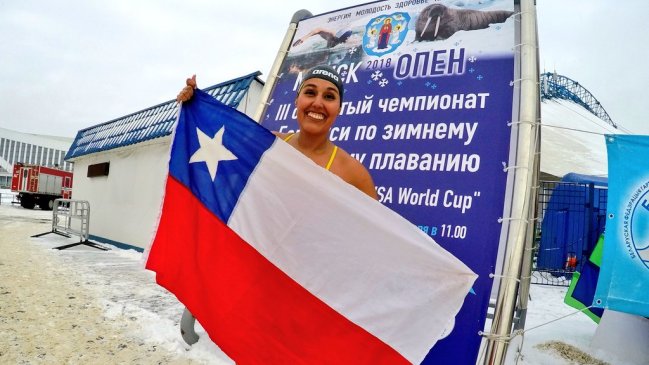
[594,135,649,317]
[261,1,515,363]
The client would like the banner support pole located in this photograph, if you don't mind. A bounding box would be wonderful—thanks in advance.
[252,10,313,123]
[483,0,540,363]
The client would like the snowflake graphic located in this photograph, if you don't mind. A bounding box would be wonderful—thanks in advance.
[469,68,475,73]
[496,26,502,30]
[468,56,477,63]
[425,82,431,87]
[348,47,358,55]
[367,79,373,85]
[454,42,460,47]
[379,79,389,87]
[430,83,437,90]
[509,80,514,86]
[477,75,484,81]
[371,70,383,80]
[340,70,348,78]
[397,81,403,86]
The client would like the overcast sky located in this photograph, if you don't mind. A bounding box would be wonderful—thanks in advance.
[1,0,647,138]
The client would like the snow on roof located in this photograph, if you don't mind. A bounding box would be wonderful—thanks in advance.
[540,98,619,179]
[65,71,262,160]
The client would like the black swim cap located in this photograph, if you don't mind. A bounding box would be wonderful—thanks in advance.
[299,65,344,102]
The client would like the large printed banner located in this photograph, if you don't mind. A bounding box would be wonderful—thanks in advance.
[261,0,515,363]
[594,135,649,317]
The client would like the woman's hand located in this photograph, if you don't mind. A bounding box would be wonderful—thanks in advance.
[176,75,197,103]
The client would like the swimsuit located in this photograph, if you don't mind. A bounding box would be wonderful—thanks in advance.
[284,134,338,171]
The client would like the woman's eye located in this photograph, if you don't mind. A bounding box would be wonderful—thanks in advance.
[324,94,336,100]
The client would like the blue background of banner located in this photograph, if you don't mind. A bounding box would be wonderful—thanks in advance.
[262,1,514,363]
[594,134,649,317]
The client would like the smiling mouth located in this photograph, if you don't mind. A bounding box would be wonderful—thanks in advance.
[307,112,325,120]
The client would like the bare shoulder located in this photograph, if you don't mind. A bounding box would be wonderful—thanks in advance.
[333,147,378,199]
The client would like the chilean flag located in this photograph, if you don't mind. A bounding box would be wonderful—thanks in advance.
[145,89,477,364]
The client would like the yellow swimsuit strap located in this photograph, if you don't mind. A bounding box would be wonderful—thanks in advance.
[283,133,338,171]
[325,146,338,171]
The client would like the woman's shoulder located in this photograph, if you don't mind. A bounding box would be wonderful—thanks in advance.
[334,146,363,169]
[333,146,378,199]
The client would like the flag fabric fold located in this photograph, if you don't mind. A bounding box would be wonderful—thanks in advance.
[145,89,477,364]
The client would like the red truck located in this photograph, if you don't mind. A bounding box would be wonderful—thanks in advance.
[11,163,73,210]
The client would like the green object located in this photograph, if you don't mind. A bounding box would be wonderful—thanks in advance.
[563,233,605,324]
[564,271,601,323]
[589,234,604,266]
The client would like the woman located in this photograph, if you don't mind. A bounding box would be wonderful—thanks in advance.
[177,65,377,199]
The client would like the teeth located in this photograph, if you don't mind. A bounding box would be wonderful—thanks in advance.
[308,112,325,120]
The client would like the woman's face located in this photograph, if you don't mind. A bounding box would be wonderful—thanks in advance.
[295,78,342,135]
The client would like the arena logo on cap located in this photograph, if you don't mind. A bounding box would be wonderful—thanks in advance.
[621,181,649,270]
[312,69,339,83]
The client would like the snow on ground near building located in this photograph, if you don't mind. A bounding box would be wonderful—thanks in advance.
[1,197,639,365]
[540,99,619,178]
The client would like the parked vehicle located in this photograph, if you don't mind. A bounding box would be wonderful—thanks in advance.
[11,163,73,210]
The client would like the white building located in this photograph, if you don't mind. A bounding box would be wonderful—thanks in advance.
[0,128,73,188]
[64,72,264,251]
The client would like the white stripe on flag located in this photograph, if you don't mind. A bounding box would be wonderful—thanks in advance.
[229,141,476,363]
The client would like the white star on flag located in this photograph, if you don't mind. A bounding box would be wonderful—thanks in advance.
[189,126,237,181]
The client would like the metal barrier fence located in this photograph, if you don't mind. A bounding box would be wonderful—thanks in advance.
[32,199,108,250]
[53,199,90,241]
[532,180,607,286]
[0,192,17,205]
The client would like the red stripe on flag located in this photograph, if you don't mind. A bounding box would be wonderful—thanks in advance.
[146,177,409,365]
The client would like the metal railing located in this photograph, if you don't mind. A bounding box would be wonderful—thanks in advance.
[0,192,17,205]
[31,199,108,250]
[52,199,90,241]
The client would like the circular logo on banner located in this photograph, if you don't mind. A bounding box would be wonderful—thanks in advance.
[622,182,649,270]
[363,12,410,57]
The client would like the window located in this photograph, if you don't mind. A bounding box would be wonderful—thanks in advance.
[87,162,110,177]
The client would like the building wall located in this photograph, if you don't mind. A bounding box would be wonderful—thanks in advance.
[0,127,73,188]
[72,138,170,250]
[236,79,264,119]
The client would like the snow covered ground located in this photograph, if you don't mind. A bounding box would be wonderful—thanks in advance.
[1,195,641,365]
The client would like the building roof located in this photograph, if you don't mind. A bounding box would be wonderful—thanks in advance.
[65,71,262,160]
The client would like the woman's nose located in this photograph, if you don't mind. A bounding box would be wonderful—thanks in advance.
[311,95,326,108]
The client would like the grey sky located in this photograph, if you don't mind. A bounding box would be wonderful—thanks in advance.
[1,0,647,138]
